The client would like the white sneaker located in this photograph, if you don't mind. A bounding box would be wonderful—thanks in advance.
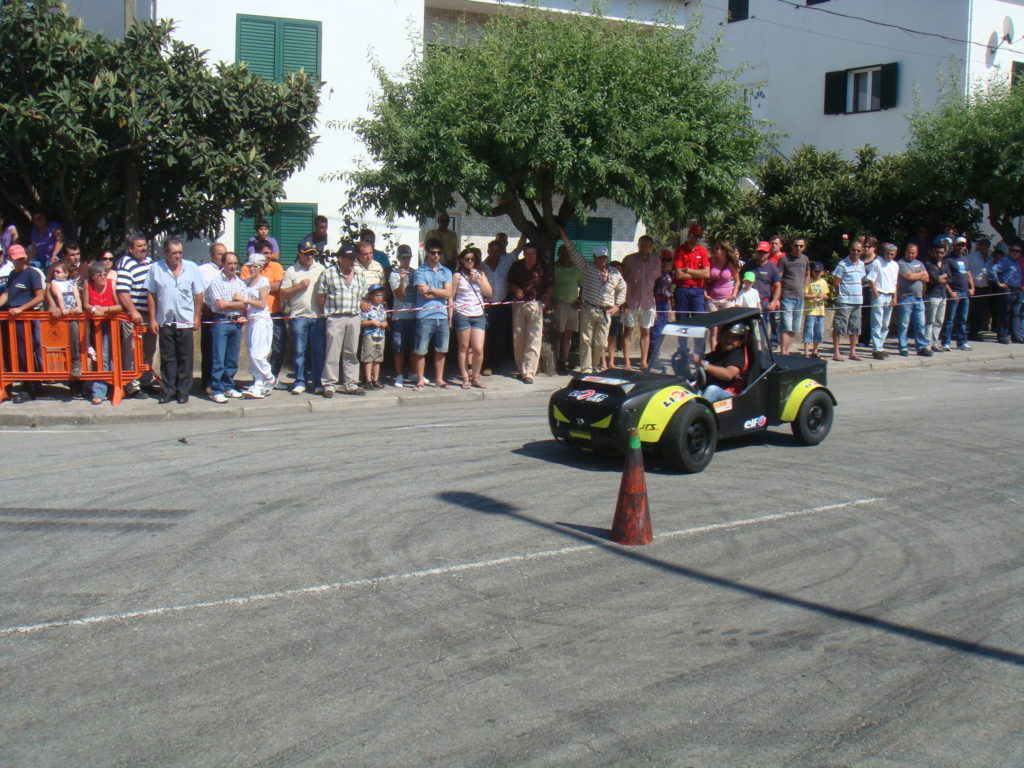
[226,388,243,398]
[212,393,228,404]
[262,379,275,396]
[394,374,404,388]
[291,384,306,395]
[243,385,265,399]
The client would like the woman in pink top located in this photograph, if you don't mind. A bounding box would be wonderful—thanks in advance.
[705,240,740,349]
[705,240,740,311]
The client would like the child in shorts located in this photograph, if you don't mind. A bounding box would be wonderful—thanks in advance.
[360,284,388,388]
[803,261,829,357]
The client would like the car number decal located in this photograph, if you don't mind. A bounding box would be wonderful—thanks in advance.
[713,399,733,413]
[580,376,629,385]
[568,389,609,403]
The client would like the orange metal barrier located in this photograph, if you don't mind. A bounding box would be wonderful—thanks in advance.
[0,311,148,405]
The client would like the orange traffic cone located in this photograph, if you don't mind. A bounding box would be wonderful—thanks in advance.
[610,427,653,545]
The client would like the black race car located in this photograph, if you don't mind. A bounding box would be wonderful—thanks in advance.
[548,307,836,472]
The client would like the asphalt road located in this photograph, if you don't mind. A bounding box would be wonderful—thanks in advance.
[2,359,1022,767]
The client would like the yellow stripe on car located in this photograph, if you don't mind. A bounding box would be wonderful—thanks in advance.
[636,386,697,442]
[552,404,570,423]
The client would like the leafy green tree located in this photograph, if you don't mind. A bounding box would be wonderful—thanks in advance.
[906,78,1024,241]
[348,5,762,255]
[0,0,320,253]
[709,145,975,266]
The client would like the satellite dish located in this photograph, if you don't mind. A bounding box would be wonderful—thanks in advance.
[988,29,1001,56]
[1004,16,1015,42]
[738,176,763,194]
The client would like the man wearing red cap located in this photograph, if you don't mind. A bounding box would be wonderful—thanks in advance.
[745,241,782,337]
[672,224,710,320]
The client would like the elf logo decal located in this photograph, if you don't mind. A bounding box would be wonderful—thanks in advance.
[743,415,767,430]
[568,389,608,403]
[661,390,688,408]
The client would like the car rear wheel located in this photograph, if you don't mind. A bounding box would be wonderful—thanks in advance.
[662,401,717,473]
[791,389,833,445]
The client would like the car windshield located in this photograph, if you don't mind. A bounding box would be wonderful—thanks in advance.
[649,323,708,379]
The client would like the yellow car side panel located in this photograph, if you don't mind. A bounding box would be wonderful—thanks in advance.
[780,379,826,422]
[637,386,697,443]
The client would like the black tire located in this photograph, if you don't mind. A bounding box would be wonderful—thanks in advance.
[791,389,834,445]
[662,401,718,473]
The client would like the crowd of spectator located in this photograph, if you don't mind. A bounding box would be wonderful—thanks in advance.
[1,212,1023,406]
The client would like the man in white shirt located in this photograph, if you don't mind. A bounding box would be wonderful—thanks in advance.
[198,242,226,395]
[280,243,326,395]
[867,243,900,358]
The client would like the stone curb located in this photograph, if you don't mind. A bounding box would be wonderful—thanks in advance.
[1,348,1017,427]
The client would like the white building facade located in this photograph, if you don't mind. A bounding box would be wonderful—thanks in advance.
[74,0,1024,260]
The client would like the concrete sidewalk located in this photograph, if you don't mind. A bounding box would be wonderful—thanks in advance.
[1,341,1020,426]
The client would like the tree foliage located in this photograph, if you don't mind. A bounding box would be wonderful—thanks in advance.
[349,5,762,254]
[0,0,320,253]
[708,145,976,266]
[906,78,1024,241]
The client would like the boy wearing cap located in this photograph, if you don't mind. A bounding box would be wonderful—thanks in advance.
[736,271,760,309]
[281,241,326,395]
[389,245,417,386]
[803,263,829,357]
[672,224,710,320]
[360,284,388,388]
[0,244,45,402]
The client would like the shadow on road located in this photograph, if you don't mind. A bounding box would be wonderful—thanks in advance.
[437,490,1024,667]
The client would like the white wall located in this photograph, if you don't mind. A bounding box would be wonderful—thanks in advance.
[156,0,424,260]
[702,0,970,157]
[967,0,1024,86]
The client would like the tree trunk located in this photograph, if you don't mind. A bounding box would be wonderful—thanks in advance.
[124,151,140,236]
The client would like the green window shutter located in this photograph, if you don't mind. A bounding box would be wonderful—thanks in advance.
[236,15,279,81]
[557,217,613,262]
[824,70,847,115]
[274,203,317,267]
[282,19,321,81]
[234,212,257,258]
[879,62,899,110]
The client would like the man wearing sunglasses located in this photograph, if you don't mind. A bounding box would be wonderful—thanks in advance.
[411,238,454,389]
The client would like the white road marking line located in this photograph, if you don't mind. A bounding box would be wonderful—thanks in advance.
[0,497,881,636]
[0,429,110,434]
[927,368,1024,385]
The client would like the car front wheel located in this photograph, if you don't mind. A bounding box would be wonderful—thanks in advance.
[791,389,833,445]
[662,401,717,473]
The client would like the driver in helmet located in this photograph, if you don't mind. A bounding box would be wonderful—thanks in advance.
[695,321,749,402]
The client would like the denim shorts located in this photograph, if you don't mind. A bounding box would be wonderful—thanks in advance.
[413,316,450,355]
[779,298,804,332]
[391,317,416,356]
[453,312,487,332]
[803,314,824,343]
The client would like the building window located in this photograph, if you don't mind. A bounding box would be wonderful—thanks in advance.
[807,1,829,5]
[849,67,881,112]
[1013,61,1024,87]
[824,62,899,115]
[236,14,321,83]
[555,217,613,262]
[235,203,318,267]
[728,0,749,23]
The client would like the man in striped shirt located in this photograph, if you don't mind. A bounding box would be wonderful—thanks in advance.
[116,233,157,395]
[315,245,368,396]
[559,225,626,374]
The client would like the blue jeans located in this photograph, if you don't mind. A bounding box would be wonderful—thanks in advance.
[290,316,325,388]
[648,299,671,364]
[1012,291,1024,341]
[673,285,705,319]
[870,294,894,351]
[210,320,242,395]
[803,314,824,344]
[702,384,734,403]
[91,328,112,401]
[897,296,928,351]
[414,316,450,356]
[941,291,970,347]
